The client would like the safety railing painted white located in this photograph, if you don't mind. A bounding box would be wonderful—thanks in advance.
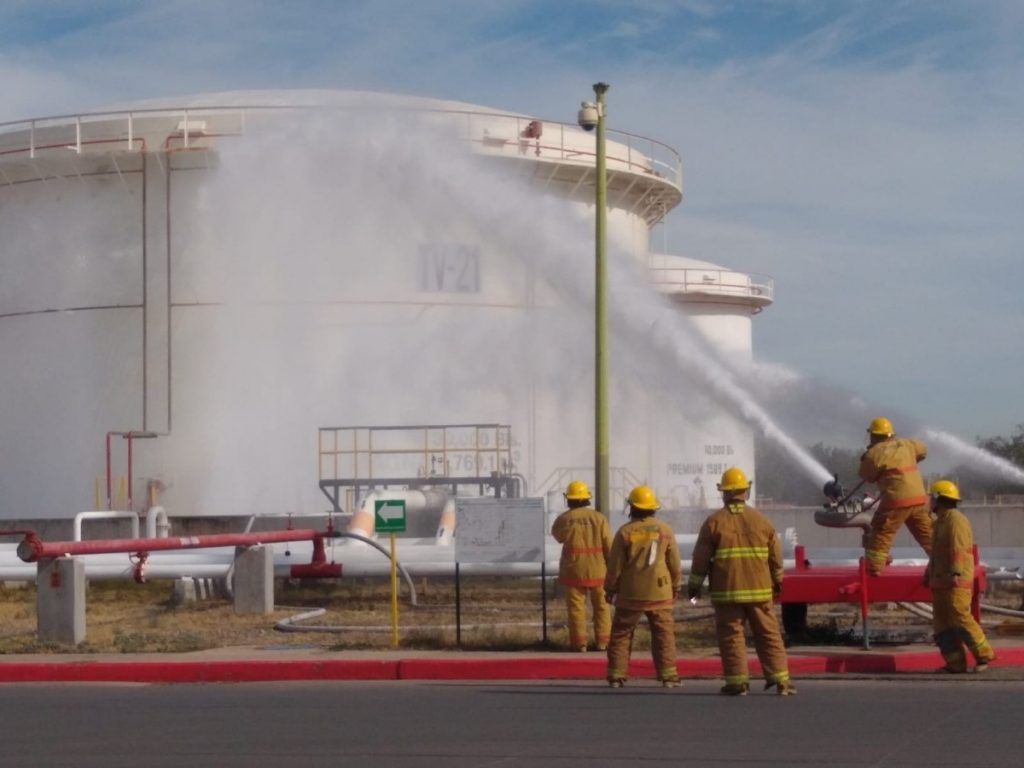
[0,105,682,192]
[648,267,774,303]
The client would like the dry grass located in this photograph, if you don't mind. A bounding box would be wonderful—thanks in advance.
[0,577,721,654]
[1,577,1020,654]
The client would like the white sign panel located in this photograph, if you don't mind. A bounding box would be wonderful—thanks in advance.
[454,498,546,564]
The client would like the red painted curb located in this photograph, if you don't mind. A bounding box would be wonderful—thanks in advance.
[1,648,1022,683]
[0,659,399,684]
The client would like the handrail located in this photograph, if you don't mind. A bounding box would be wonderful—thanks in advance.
[318,423,515,484]
[535,465,644,500]
[0,103,682,192]
[648,266,774,302]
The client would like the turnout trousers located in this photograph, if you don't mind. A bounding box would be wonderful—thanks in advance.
[564,585,611,650]
[865,503,933,575]
[714,601,791,687]
[606,606,677,683]
[932,587,994,672]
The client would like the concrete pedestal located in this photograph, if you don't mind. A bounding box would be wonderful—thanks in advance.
[36,557,86,645]
[233,545,274,615]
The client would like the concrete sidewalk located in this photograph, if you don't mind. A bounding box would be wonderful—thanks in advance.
[3,638,1023,683]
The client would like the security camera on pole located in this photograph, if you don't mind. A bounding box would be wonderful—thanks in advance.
[578,83,610,514]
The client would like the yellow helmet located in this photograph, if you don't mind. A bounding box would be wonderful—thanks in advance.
[930,479,961,502]
[627,485,660,511]
[717,467,751,492]
[867,417,894,437]
[564,479,592,501]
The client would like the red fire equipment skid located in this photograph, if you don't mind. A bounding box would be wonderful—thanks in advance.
[777,544,986,648]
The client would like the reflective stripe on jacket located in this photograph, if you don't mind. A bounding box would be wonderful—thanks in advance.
[688,503,783,604]
[858,437,928,510]
[551,506,611,588]
[925,507,975,591]
[604,516,681,609]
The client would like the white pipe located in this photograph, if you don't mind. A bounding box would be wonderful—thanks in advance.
[349,489,452,538]
[145,506,171,538]
[978,603,1024,619]
[73,510,140,541]
[435,496,456,544]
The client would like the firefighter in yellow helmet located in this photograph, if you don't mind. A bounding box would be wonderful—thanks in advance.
[551,480,611,652]
[604,485,681,688]
[688,467,796,696]
[924,480,996,673]
[858,417,932,575]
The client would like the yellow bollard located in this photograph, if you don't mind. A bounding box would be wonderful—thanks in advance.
[390,532,400,648]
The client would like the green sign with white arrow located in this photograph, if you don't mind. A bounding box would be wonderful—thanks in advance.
[374,499,407,533]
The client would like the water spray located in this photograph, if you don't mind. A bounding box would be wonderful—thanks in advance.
[922,428,1024,486]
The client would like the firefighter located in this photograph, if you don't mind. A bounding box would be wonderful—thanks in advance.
[551,480,611,652]
[924,480,996,673]
[688,467,796,696]
[604,485,681,688]
[858,417,932,575]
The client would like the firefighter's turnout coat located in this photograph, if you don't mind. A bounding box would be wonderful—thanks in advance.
[688,502,783,604]
[604,516,681,608]
[925,506,975,591]
[551,506,611,588]
[858,437,928,510]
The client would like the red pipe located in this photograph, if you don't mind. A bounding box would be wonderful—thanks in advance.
[16,528,326,563]
[290,562,343,578]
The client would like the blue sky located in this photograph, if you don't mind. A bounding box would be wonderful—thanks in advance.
[2,0,1022,444]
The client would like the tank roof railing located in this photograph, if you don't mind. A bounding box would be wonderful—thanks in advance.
[649,266,775,306]
[0,105,682,193]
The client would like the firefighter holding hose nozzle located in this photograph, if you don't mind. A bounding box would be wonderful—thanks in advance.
[858,417,932,575]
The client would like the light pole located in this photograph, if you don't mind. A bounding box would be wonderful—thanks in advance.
[578,82,610,513]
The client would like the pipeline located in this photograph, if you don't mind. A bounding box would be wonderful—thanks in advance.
[6,527,339,585]
[13,528,329,563]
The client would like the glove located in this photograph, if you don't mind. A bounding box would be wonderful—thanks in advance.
[772,582,782,596]
[604,590,615,605]
[686,586,700,601]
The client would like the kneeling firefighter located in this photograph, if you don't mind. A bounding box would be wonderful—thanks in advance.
[688,467,796,696]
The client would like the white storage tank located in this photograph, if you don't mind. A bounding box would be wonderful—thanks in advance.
[0,89,771,520]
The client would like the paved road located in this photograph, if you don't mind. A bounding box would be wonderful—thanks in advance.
[0,678,1018,767]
